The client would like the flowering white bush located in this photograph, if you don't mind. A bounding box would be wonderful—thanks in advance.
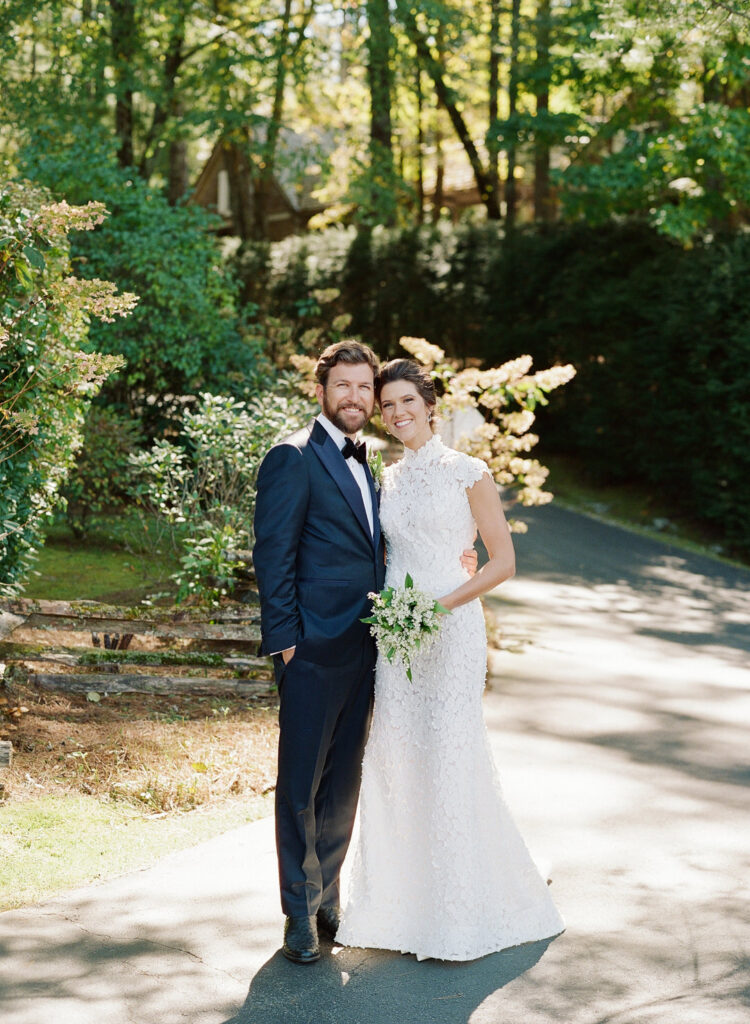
[400,336,576,532]
[362,574,449,682]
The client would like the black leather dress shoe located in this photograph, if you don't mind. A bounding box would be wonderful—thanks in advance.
[316,905,341,941]
[283,915,320,964]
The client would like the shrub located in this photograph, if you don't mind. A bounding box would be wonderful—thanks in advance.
[131,387,315,605]
[19,132,271,437]
[61,407,143,538]
[0,184,132,595]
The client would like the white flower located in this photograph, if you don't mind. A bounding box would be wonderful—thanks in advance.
[362,573,449,682]
[368,449,383,490]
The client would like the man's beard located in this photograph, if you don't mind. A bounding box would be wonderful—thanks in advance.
[322,394,371,435]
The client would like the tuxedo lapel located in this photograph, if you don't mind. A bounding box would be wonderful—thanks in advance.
[309,421,374,548]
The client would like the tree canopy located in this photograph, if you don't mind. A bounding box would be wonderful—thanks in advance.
[1,1,747,240]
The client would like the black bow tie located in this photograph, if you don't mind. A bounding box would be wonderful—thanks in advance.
[341,437,367,465]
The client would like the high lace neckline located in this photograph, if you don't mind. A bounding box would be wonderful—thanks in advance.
[400,432,445,466]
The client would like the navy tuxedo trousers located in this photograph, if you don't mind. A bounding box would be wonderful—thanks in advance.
[274,641,376,916]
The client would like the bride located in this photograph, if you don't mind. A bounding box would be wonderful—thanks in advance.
[336,358,564,962]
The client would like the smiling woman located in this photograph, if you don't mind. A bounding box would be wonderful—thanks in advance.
[377,357,437,450]
[337,356,562,962]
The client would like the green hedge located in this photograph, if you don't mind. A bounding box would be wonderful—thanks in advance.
[240,222,750,556]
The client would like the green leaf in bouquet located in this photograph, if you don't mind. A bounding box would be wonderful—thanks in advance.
[406,667,413,682]
[435,601,451,614]
[360,615,377,624]
[387,646,396,661]
[405,573,414,588]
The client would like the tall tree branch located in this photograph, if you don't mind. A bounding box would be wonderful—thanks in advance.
[396,2,500,219]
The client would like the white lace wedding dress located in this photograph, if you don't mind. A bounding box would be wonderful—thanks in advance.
[337,434,564,961]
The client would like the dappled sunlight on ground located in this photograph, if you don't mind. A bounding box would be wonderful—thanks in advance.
[1,503,748,1023]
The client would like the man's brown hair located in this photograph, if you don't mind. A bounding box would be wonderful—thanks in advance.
[315,340,380,387]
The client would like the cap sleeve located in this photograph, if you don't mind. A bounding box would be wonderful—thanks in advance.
[456,452,490,490]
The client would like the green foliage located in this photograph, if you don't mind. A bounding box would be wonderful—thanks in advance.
[480,222,750,556]
[253,221,502,359]
[347,147,415,229]
[18,132,270,434]
[131,388,315,605]
[61,407,143,539]
[1,0,748,246]
[0,183,131,596]
[0,2,282,180]
[255,220,750,556]
[559,104,750,242]
[556,2,750,242]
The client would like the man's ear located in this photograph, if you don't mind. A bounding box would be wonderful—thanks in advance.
[315,383,324,407]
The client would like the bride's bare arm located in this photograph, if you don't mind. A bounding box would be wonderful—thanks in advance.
[438,473,515,611]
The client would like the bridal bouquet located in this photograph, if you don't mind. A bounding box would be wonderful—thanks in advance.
[362,574,450,682]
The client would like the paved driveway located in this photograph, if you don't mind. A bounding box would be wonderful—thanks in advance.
[0,504,748,1023]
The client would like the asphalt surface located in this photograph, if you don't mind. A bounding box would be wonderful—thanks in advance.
[1,504,749,1024]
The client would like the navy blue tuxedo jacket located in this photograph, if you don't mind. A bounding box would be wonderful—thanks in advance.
[253,419,386,668]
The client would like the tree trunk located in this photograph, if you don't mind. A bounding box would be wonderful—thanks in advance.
[367,0,395,223]
[139,16,186,182]
[254,0,294,238]
[398,3,500,220]
[701,54,727,232]
[225,136,256,242]
[487,0,501,219]
[110,0,137,168]
[416,66,425,223]
[254,0,314,238]
[167,133,189,205]
[505,0,521,231]
[533,0,553,222]
[432,23,446,222]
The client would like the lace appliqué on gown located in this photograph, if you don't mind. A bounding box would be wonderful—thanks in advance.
[337,434,564,961]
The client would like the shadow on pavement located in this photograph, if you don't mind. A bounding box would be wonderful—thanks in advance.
[511,504,750,660]
[223,937,557,1024]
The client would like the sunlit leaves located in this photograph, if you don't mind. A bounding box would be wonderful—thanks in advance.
[0,183,131,596]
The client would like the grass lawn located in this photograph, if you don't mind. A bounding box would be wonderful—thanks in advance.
[0,684,279,911]
[0,791,273,912]
[22,516,181,604]
[2,515,278,910]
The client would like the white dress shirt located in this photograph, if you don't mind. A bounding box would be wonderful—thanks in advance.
[316,413,374,535]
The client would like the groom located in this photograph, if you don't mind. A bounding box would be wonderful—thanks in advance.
[253,340,476,964]
[253,340,384,964]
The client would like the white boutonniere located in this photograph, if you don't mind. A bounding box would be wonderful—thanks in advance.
[368,448,383,490]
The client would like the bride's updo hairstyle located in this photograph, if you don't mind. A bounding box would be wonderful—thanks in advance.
[375,358,438,431]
